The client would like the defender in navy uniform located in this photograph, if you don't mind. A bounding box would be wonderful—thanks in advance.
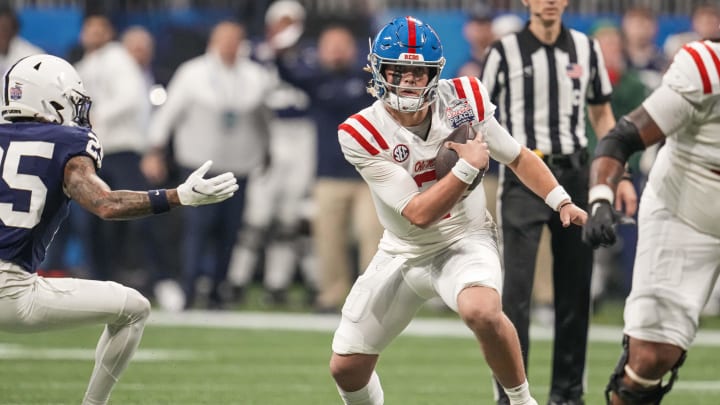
[0,54,238,405]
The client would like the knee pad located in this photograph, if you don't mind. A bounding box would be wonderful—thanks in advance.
[605,336,687,404]
[123,287,151,324]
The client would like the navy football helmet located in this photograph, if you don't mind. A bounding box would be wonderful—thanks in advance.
[368,16,445,112]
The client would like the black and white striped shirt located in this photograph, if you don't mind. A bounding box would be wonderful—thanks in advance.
[480,24,612,155]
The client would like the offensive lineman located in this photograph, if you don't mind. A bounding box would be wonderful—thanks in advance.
[329,16,587,405]
[0,54,237,404]
[583,39,720,404]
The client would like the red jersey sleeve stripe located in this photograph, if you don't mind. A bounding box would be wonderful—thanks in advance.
[452,78,467,99]
[468,77,485,120]
[339,123,380,155]
[683,44,712,94]
[406,16,417,53]
[700,42,720,88]
[351,114,389,150]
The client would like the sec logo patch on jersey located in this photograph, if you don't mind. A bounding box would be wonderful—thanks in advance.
[393,144,410,162]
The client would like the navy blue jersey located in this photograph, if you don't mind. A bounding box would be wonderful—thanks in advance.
[0,122,102,272]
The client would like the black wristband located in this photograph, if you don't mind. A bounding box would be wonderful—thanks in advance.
[148,189,170,214]
[558,200,573,210]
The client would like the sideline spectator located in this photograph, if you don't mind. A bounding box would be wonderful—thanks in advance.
[270,24,383,313]
[0,5,43,77]
[228,0,318,307]
[621,6,667,89]
[144,21,275,309]
[74,15,156,289]
[123,25,186,312]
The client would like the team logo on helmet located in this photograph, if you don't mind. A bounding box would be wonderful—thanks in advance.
[9,83,22,101]
[393,144,410,162]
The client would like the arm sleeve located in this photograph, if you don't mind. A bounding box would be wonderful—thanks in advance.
[147,65,191,148]
[642,84,695,137]
[642,45,706,136]
[357,159,419,215]
[483,116,522,164]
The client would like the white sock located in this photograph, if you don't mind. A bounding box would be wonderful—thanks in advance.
[337,371,384,405]
[504,380,537,405]
[264,241,297,290]
[227,246,257,286]
[82,292,149,405]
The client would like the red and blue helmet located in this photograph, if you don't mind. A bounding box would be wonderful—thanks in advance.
[368,16,445,112]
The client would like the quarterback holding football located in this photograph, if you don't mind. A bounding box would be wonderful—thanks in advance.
[328,16,586,405]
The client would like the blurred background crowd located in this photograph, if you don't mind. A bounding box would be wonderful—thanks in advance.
[3,0,718,315]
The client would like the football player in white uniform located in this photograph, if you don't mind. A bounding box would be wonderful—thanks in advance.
[584,39,720,405]
[330,17,587,405]
[0,54,238,405]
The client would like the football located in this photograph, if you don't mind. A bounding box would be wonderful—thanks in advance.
[434,122,485,190]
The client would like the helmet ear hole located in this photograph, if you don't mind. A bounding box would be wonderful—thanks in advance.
[49,101,64,111]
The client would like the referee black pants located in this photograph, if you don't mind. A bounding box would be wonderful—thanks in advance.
[496,162,593,402]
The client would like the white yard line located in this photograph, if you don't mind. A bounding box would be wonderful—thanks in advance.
[0,343,199,361]
[147,310,720,347]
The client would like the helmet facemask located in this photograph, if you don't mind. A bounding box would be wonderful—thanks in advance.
[64,88,92,128]
[369,54,444,112]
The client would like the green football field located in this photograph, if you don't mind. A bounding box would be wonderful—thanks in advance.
[1,311,719,405]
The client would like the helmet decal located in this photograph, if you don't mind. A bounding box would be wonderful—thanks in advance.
[8,83,22,101]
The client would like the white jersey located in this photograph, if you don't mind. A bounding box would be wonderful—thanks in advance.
[339,77,522,258]
[641,40,720,238]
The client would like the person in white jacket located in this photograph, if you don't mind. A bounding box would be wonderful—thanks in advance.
[0,5,44,116]
[73,14,159,286]
[143,21,276,309]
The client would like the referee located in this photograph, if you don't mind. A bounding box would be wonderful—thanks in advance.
[480,1,637,404]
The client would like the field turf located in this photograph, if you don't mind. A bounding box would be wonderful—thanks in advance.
[1,309,720,404]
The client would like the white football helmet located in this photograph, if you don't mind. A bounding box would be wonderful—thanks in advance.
[1,54,92,127]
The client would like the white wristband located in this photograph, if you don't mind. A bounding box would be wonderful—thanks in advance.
[451,158,480,185]
[588,184,615,205]
[544,185,571,211]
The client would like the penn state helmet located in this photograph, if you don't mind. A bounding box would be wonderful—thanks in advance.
[2,54,92,127]
[368,16,445,112]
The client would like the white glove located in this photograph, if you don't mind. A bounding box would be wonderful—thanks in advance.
[177,160,239,207]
